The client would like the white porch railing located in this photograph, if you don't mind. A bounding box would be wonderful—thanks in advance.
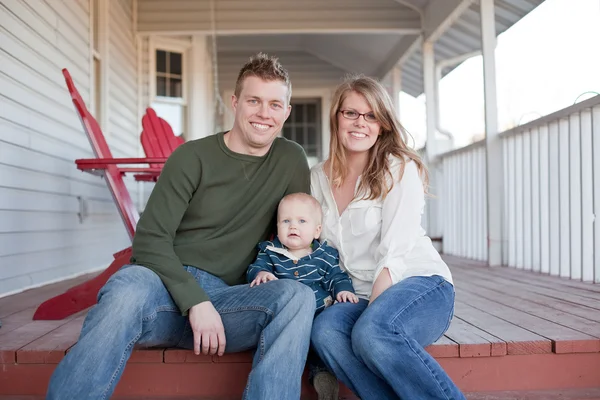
[427,95,600,282]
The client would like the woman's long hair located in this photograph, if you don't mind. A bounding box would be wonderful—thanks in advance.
[328,75,429,200]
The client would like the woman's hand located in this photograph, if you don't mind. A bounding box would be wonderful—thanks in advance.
[369,268,392,305]
[336,290,359,303]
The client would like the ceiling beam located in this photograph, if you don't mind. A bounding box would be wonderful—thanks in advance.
[373,35,421,79]
[422,0,476,42]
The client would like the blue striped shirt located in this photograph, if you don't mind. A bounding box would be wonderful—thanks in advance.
[247,237,355,313]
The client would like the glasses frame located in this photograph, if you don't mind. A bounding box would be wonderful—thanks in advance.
[337,109,378,123]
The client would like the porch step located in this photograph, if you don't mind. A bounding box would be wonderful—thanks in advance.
[2,387,600,399]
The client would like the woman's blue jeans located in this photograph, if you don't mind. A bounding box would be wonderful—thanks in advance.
[46,264,315,400]
[311,275,466,400]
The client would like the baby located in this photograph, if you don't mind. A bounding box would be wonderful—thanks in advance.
[247,192,357,312]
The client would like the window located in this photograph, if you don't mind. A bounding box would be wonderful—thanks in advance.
[282,99,322,160]
[151,41,189,138]
[155,50,183,98]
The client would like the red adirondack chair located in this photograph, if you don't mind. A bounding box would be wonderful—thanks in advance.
[134,107,184,181]
[32,69,174,320]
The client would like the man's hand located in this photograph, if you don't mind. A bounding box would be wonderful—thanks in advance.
[369,268,392,305]
[250,271,278,287]
[336,291,359,303]
[188,302,226,356]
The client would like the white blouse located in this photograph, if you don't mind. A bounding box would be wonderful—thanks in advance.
[311,157,453,299]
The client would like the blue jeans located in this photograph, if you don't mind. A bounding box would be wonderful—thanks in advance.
[311,275,465,400]
[47,265,315,400]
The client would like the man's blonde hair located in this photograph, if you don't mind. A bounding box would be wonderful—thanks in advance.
[278,193,323,224]
[234,53,292,103]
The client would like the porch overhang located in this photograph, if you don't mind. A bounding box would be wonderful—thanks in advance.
[136,0,544,96]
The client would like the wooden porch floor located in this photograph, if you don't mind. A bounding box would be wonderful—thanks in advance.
[1,256,599,398]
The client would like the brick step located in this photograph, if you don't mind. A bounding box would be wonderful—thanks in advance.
[2,388,600,399]
[2,351,600,397]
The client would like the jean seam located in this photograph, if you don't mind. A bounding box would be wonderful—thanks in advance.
[389,278,450,332]
[101,329,142,400]
[402,334,453,400]
[218,305,274,317]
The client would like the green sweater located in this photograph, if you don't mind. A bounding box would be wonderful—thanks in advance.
[130,132,310,315]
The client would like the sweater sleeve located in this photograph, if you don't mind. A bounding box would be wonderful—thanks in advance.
[373,160,426,286]
[131,144,206,316]
[321,247,355,297]
[246,242,275,282]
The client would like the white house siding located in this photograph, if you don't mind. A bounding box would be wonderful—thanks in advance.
[0,0,138,297]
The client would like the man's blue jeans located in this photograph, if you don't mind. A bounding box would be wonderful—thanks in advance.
[311,275,465,400]
[46,265,315,400]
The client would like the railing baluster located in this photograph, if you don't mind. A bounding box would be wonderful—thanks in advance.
[580,109,594,282]
[531,127,541,272]
[539,124,550,274]
[523,131,533,270]
[559,117,571,278]
[549,121,561,277]
[593,105,600,283]
[516,134,524,269]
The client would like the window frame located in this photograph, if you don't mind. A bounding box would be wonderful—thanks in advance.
[149,38,190,106]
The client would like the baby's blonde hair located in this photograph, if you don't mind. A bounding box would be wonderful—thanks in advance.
[278,193,323,224]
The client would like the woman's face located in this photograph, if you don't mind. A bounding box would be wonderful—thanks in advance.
[336,91,382,156]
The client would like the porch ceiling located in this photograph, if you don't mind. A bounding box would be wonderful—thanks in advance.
[137,0,546,96]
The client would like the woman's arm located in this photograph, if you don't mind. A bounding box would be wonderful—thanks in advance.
[369,267,392,304]
[372,160,426,293]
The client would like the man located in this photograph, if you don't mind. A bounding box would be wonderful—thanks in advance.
[47,53,315,400]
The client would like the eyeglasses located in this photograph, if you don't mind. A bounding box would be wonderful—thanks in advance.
[338,110,378,123]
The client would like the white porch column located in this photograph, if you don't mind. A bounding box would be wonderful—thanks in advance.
[422,40,437,161]
[392,66,402,120]
[481,0,503,266]
[188,35,211,140]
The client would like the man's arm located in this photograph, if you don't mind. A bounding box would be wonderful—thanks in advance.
[131,144,206,315]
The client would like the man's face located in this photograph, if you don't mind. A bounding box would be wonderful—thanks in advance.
[231,76,291,155]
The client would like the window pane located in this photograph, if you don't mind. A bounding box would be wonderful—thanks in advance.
[170,52,182,75]
[306,126,316,147]
[307,104,316,122]
[156,50,166,73]
[157,76,167,96]
[169,78,183,98]
[282,126,292,140]
[294,104,304,123]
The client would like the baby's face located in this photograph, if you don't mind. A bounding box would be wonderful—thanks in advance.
[277,199,322,251]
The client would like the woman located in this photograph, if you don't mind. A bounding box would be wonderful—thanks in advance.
[310,75,465,400]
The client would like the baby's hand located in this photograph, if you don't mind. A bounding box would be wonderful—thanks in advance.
[336,291,358,303]
[250,271,278,287]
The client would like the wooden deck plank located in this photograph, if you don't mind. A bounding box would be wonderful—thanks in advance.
[0,308,37,336]
[453,301,551,355]
[444,316,507,357]
[444,255,600,294]
[0,319,74,363]
[452,262,600,305]
[0,274,96,318]
[426,335,460,358]
[451,269,600,340]
[16,317,84,364]
[455,287,600,354]
[452,266,600,323]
